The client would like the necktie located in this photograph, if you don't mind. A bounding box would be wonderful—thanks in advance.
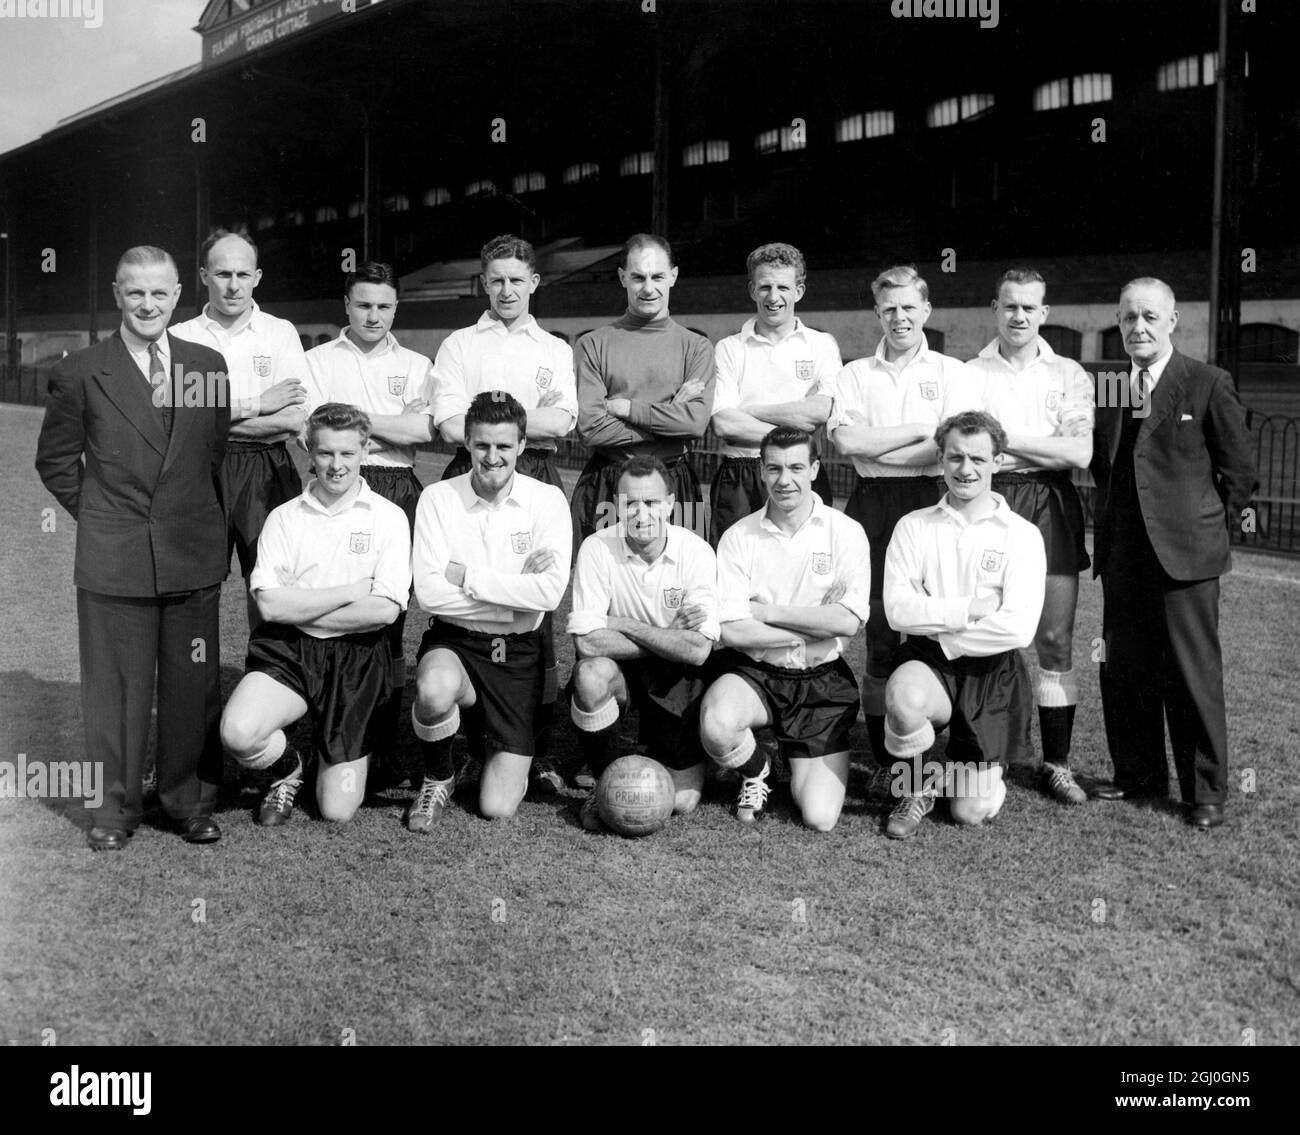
[148,341,173,435]
[1131,367,1150,412]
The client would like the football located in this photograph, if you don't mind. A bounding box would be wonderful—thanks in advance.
[595,755,675,837]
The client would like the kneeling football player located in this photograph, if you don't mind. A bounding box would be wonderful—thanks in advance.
[407,391,572,829]
[567,455,721,831]
[881,410,1046,839]
[699,428,871,831]
[220,403,412,824]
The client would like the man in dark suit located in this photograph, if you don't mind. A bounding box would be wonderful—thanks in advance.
[35,245,231,850]
[1087,277,1256,829]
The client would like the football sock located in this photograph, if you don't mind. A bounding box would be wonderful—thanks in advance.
[1035,668,1078,767]
[865,714,887,765]
[413,705,459,781]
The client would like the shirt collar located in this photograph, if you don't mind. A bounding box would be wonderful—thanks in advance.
[197,300,261,336]
[474,310,544,339]
[452,470,524,511]
[620,523,680,564]
[934,490,1013,528]
[300,477,376,515]
[759,493,828,535]
[336,328,401,359]
[738,316,809,346]
[1131,349,1173,385]
[120,324,169,360]
[977,335,1057,366]
[872,332,933,369]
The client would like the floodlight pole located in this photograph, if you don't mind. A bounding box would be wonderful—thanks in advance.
[651,10,670,238]
[1208,0,1245,381]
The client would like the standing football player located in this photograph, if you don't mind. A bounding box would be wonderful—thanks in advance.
[881,411,1046,839]
[171,228,310,630]
[304,261,435,785]
[407,392,572,829]
[829,264,980,777]
[699,428,871,832]
[567,455,720,831]
[220,403,411,825]
[709,242,842,546]
[966,268,1094,805]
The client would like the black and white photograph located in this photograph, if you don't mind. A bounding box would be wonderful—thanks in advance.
[0,0,1294,1089]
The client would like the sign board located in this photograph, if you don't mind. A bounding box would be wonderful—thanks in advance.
[202,0,368,66]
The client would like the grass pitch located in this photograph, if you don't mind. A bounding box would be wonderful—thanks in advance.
[1,403,1298,1046]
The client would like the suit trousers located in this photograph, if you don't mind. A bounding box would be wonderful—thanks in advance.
[78,585,223,829]
[1099,539,1229,805]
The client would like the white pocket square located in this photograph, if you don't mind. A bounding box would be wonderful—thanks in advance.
[1180,413,1193,421]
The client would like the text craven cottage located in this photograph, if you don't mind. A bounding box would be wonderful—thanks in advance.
[0,0,104,30]
[891,0,1000,31]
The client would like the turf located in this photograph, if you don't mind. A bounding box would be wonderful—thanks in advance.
[1,403,1298,1046]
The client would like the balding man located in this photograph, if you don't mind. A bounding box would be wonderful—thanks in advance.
[36,246,230,850]
[171,228,310,629]
[1089,278,1255,829]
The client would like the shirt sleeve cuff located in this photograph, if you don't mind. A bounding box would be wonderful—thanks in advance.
[566,612,608,636]
[944,597,971,630]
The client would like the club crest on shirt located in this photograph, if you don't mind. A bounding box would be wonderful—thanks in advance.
[811,552,832,575]
[387,374,406,397]
[919,381,939,401]
[252,355,271,378]
[535,367,553,389]
[1045,389,1061,411]
[980,548,1003,572]
[349,532,371,555]
[795,360,814,381]
[663,586,684,609]
[510,531,532,554]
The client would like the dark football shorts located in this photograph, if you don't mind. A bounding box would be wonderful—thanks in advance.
[844,475,944,601]
[893,635,1033,767]
[709,455,833,547]
[571,451,704,547]
[245,622,392,765]
[361,464,422,530]
[709,649,860,761]
[992,470,1091,575]
[222,440,301,578]
[441,446,565,492]
[417,618,544,758]
[566,654,709,771]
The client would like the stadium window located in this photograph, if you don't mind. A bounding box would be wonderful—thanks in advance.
[1040,325,1083,360]
[682,140,730,167]
[511,171,546,194]
[346,200,365,219]
[836,111,894,142]
[1033,75,1113,111]
[382,194,410,213]
[1238,323,1299,364]
[927,95,993,128]
[422,187,451,207]
[755,127,780,154]
[1099,326,1125,359]
[255,215,275,232]
[465,179,496,198]
[1156,52,1248,91]
[562,162,599,185]
[619,151,654,177]
[285,210,305,227]
[1032,79,1069,111]
[755,125,807,155]
[314,205,338,224]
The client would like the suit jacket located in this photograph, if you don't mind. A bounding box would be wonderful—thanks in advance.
[35,331,231,596]
[1090,349,1256,581]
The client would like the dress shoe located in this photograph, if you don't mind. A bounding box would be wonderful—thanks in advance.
[1188,803,1225,830]
[178,816,221,844]
[1089,782,1161,802]
[87,826,129,852]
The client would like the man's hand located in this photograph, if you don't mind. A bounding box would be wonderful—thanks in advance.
[538,389,564,408]
[258,378,307,414]
[274,563,317,588]
[1056,411,1091,439]
[969,593,1000,620]
[522,547,557,575]
[446,560,467,587]
[605,397,631,419]
[671,603,709,632]
[821,579,848,606]
[671,378,707,405]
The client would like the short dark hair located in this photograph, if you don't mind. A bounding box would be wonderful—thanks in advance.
[115,245,178,281]
[615,454,673,495]
[465,390,527,440]
[307,402,372,449]
[747,242,807,287]
[759,426,818,465]
[934,410,1007,456]
[480,234,537,274]
[345,260,400,298]
[200,227,257,270]
[997,266,1046,296]
[622,232,674,270]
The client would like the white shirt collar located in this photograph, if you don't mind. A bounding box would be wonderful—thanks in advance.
[452,470,525,511]
[335,328,401,359]
[120,325,169,365]
[977,335,1057,366]
[934,490,1014,528]
[872,332,934,369]
[1131,349,1174,388]
[759,492,828,535]
[475,310,544,340]
[300,477,377,516]
[196,300,261,336]
[620,523,680,564]
[738,316,809,346]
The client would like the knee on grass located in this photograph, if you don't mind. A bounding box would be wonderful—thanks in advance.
[950,777,1006,827]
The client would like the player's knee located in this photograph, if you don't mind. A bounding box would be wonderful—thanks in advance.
[572,656,616,707]
[885,680,929,726]
[1035,625,1071,665]
[673,789,701,815]
[219,713,261,760]
[699,701,742,748]
[800,801,841,832]
[317,794,361,824]
[479,789,521,820]
[951,777,1005,826]
[415,668,460,716]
